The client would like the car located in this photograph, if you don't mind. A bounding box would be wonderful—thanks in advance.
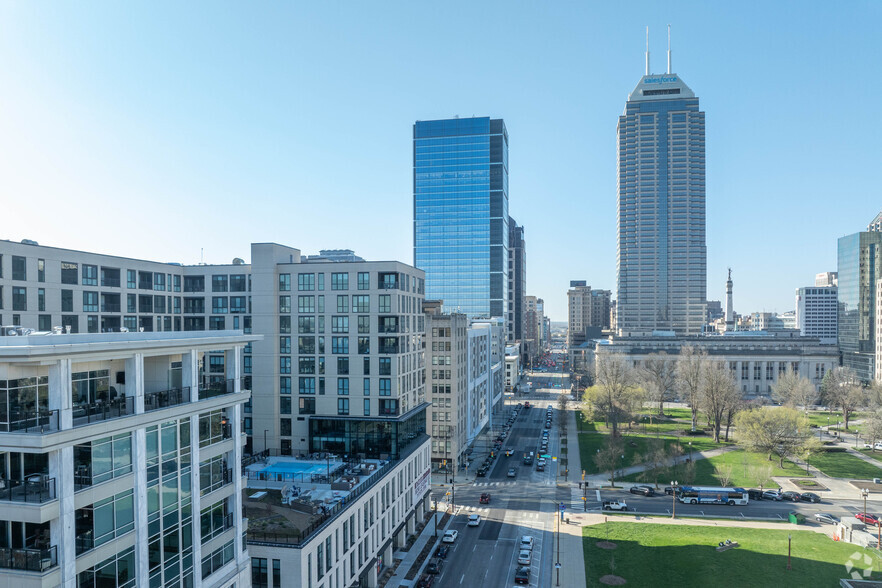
[762,490,782,501]
[663,486,676,496]
[800,492,821,503]
[536,462,545,471]
[425,558,444,575]
[417,573,435,588]
[504,449,513,457]
[875,442,882,450]
[629,485,655,496]
[476,467,488,477]
[864,443,874,449]
[517,549,532,565]
[479,493,491,504]
[523,455,533,465]
[520,536,534,551]
[435,544,450,559]
[468,514,481,526]
[815,513,839,525]
[747,489,764,500]
[514,566,531,585]
[508,468,517,478]
[602,500,629,511]
[442,530,458,543]
[857,512,881,526]
[781,491,801,501]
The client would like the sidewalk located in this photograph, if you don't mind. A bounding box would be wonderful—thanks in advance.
[386,511,447,587]
[557,402,586,588]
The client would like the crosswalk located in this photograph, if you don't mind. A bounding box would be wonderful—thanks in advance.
[472,481,519,487]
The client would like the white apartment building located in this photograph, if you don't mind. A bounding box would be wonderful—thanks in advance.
[0,329,254,588]
[796,285,838,345]
[467,320,504,442]
[504,343,520,392]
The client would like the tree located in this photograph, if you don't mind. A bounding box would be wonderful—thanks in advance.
[734,407,811,467]
[799,436,824,475]
[594,435,625,487]
[675,345,708,432]
[821,367,865,430]
[772,371,820,411]
[588,355,641,437]
[715,463,734,487]
[698,360,740,443]
[864,410,882,448]
[640,352,677,416]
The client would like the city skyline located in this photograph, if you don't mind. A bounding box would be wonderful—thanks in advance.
[2,3,881,321]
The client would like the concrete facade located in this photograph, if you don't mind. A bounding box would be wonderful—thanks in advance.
[796,285,838,345]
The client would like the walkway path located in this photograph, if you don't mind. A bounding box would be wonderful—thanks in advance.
[584,444,740,488]
[386,511,448,588]
[557,399,586,588]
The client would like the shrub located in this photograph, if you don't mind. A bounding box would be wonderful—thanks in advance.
[683,429,707,436]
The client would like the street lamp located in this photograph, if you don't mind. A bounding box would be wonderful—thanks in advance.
[671,481,679,519]
[688,441,693,463]
[862,488,869,523]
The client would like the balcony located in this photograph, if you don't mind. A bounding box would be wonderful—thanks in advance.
[0,410,59,433]
[0,476,56,503]
[0,545,57,572]
[100,303,121,313]
[73,396,135,427]
[202,467,233,496]
[199,379,237,400]
[144,387,191,412]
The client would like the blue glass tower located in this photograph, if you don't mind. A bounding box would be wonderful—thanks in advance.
[837,230,882,382]
[413,117,509,319]
[616,70,706,335]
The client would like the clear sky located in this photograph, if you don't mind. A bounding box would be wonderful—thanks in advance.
[1,1,879,322]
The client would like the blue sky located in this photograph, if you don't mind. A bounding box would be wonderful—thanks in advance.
[1,1,879,321]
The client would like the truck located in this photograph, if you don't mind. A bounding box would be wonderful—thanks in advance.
[601,500,629,511]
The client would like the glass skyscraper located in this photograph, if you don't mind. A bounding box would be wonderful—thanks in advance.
[837,231,882,382]
[413,117,509,319]
[616,72,706,335]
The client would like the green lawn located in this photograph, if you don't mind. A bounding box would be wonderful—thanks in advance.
[804,410,866,430]
[809,450,882,480]
[583,522,882,587]
[579,431,728,475]
[623,449,808,487]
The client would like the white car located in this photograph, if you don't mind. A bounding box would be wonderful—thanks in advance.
[520,535,534,551]
[875,443,882,450]
[442,530,458,543]
[517,549,532,565]
[864,443,873,450]
[468,514,481,526]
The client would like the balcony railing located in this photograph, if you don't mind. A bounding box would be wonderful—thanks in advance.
[1,410,59,433]
[75,531,93,555]
[378,345,399,355]
[0,545,57,572]
[199,379,236,400]
[202,513,234,544]
[144,388,191,412]
[378,325,399,334]
[101,278,120,288]
[0,476,56,503]
[73,396,135,426]
[100,303,121,313]
[202,467,233,496]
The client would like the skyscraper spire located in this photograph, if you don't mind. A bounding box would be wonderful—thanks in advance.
[667,24,672,74]
[645,26,650,75]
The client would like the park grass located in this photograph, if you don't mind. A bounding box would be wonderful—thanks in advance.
[809,450,882,480]
[804,410,866,429]
[623,449,809,487]
[579,431,729,475]
[583,522,882,587]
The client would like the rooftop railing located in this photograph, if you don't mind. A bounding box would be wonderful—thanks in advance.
[144,387,190,412]
[0,545,57,572]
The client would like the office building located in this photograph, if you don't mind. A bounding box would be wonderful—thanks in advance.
[0,329,254,587]
[508,218,526,345]
[796,285,838,344]
[413,117,509,321]
[838,230,882,382]
[567,283,611,349]
[615,47,706,336]
[524,296,543,363]
[504,343,520,392]
[815,272,838,287]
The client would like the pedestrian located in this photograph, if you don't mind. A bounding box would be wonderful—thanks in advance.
[579,481,582,489]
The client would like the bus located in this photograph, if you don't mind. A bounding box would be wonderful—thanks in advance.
[677,486,749,506]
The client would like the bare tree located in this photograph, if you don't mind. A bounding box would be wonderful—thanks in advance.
[716,463,734,487]
[735,406,811,467]
[594,435,625,487]
[821,367,865,430]
[588,355,641,437]
[864,410,882,448]
[772,371,820,411]
[675,345,708,432]
[640,352,677,416]
[698,360,740,443]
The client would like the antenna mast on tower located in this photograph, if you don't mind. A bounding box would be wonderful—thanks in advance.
[645,26,650,75]
[667,24,672,74]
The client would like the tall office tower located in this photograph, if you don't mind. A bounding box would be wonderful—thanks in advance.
[616,40,706,336]
[838,231,882,382]
[413,117,510,321]
[567,282,611,349]
[796,284,838,344]
[815,272,838,287]
[507,217,526,343]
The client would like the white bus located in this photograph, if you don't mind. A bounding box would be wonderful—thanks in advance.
[677,486,749,506]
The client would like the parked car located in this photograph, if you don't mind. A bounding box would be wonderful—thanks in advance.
[417,573,435,588]
[875,443,882,450]
[476,467,488,477]
[479,493,491,504]
[520,536,534,551]
[863,443,873,450]
[508,468,517,478]
[602,500,629,511]
[800,492,821,503]
[629,485,655,496]
[814,513,839,525]
[425,558,443,575]
[857,512,881,526]
[664,486,676,496]
[781,491,801,501]
[468,514,481,527]
[442,530,458,543]
[747,489,764,500]
[762,490,782,501]
[536,462,545,471]
[517,549,532,565]
[514,566,531,585]
[523,455,534,465]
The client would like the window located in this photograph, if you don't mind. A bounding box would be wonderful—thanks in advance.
[280,397,291,415]
[83,291,98,312]
[280,418,291,436]
[353,295,370,312]
[209,317,225,330]
[137,271,152,290]
[138,294,153,313]
[12,287,26,311]
[280,316,291,334]
[252,558,268,588]
[153,273,165,291]
[337,378,349,395]
[318,295,325,313]
[280,376,291,394]
[230,274,247,292]
[357,272,370,290]
[379,295,391,313]
[62,262,79,284]
[331,273,349,290]
[39,314,51,330]
[274,295,289,313]
[299,357,315,374]
[337,357,349,375]
[364,357,370,375]
[100,267,120,287]
[184,276,205,292]
[358,316,371,334]
[280,357,291,374]
[299,377,316,395]
[358,337,370,354]
[298,296,314,313]
[212,296,228,313]
[363,378,370,395]
[37,259,45,282]
[298,274,314,291]
[379,358,391,375]
[298,336,315,354]
[210,275,227,292]
[379,379,391,396]
[298,316,315,333]
[331,336,349,354]
[280,336,291,354]
[173,296,181,314]
[87,315,99,333]
[332,316,349,333]
[125,269,136,288]
[299,397,315,415]
[173,274,181,292]
[364,399,371,416]
[230,296,246,313]
[336,295,349,313]
[38,288,45,312]
[337,398,349,415]
[318,273,324,291]
[62,315,79,333]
